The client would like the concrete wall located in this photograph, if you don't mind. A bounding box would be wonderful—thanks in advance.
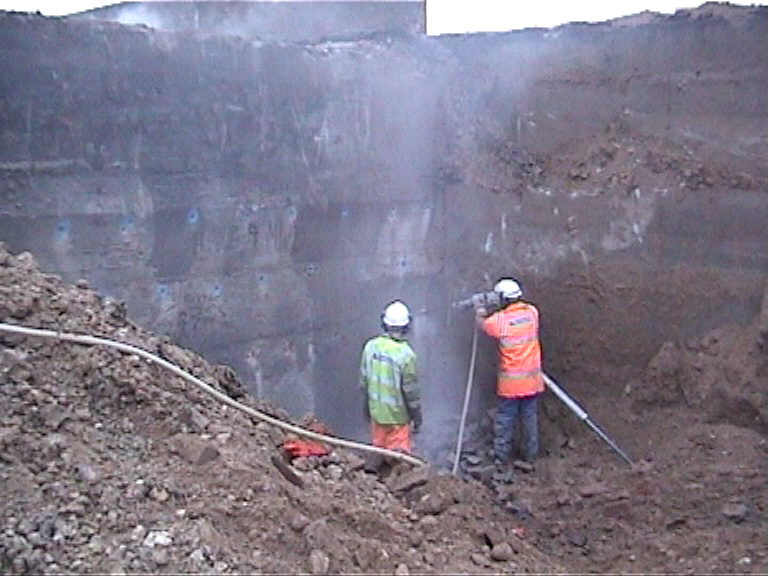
[0,6,766,460]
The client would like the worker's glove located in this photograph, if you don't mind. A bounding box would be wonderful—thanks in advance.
[471,293,486,308]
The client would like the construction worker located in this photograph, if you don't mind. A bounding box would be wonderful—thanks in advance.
[359,300,422,454]
[474,278,544,465]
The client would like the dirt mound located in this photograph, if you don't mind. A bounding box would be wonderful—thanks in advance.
[0,243,560,574]
[639,316,768,434]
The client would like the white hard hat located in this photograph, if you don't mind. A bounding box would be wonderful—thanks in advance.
[382,300,411,328]
[494,278,522,299]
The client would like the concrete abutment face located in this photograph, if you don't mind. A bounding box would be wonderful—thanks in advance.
[1,7,766,461]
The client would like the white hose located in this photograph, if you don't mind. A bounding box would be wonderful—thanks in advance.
[0,322,425,467]
[452,323,478,475]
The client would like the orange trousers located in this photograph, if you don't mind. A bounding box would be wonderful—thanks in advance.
[370,421,411,453]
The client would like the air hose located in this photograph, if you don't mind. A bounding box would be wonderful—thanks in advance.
[0,322,425,467]
[452,324,478,475]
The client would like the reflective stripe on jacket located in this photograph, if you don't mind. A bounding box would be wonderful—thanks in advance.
[359,334,420,425]
[481,301,544,398]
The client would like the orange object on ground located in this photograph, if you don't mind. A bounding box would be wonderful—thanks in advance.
[370,421,411,453]
[282,438,329,459]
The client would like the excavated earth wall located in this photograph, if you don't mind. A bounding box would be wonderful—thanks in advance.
[0,5,766,460]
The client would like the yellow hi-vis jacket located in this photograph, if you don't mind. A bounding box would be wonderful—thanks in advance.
[359,334,420,425]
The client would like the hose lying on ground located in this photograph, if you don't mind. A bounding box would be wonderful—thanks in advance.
[0,322,426,467]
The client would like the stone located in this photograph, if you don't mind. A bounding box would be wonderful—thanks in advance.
[180,407,210,432]
[579,481,609,498]
[27,531,45,549]
[189,549,205,564]
[722,501,749,523]
[389,466,430,493]
[308,549,330,574]
[408,531,424,548]
[170,434,221,466]
[325,464,343,481]
[471,552,491,567]
[395,562,410,575]
[353,546,375,570]
[418,515,438,530]
[363,452,384,473]
[566,529,588,548]
[152,548,169,566]
[414,493,450,516]
[289,512,310,532]
[344,453,366,472]
[0,348,26,371]
[149,486,169,502]
[143,530,172,548]
[490,542,515,562]
[482,528,505,549]
[76,462,100,483]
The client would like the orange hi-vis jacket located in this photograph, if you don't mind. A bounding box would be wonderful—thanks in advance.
[481,301,544,398]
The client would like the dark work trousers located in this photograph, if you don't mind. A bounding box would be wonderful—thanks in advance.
[493,394,540,462]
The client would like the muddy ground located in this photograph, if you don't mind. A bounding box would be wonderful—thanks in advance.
[0,8,767,568]
[0,217,766,575]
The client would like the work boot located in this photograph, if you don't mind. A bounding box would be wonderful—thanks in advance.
[492,466,515,484]
[513,459,535,473]
[492,448,509,467]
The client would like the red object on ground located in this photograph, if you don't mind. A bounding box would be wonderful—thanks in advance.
[282,438,329,459]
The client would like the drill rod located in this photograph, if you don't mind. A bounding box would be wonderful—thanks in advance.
[543,373,633,466]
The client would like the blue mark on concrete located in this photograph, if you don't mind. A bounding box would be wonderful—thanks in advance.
[187,208,200,225]
[120,214,137,234]
[54,219,70,242]
[155,283,170,300]
[211,282,223,297]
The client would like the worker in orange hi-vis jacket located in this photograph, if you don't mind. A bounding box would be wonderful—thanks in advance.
[474,278,544,466]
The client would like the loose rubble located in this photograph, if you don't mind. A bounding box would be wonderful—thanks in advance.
[0,243,561,574]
